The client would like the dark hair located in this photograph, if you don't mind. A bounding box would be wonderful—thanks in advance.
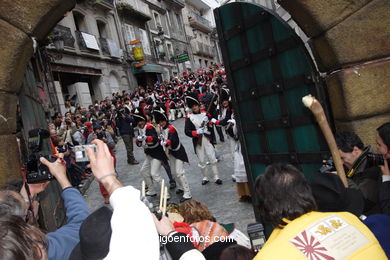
[255,164,317,228]
[335,131,364,153]
[0,215,47,260]
[220,244,255,260]
[377,122,390,149]
[0,190,25,217]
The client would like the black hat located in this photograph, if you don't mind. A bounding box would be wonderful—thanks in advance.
[132,108,146,124]
[220,88,230,102]
[311,172,364,217]
[153,106,168,123]
[185,92,199,108]
[69,207,113,260]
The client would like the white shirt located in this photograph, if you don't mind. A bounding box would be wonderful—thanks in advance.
[104,186,159,260]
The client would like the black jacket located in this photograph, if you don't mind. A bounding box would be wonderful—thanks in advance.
[136,123,168,164]
[164,124,189,163]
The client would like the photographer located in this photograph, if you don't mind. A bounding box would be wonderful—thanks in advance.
[115,107,139,165]
[0,154,89,260]
[335,131,382,215]
[86,122,115,149]
[376,122,390,215]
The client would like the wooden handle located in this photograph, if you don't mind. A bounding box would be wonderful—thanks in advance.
[302,95,348,188]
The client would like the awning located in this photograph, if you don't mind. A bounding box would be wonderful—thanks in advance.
[132,63,164,75]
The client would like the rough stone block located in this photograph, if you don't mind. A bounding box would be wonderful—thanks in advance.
[310,0,390,71]
[0,0,75,39]
[0,20,33,93]
[0,93,18,135]
[335,114,390,149]
[0,134,22,186]
[326,59,390,121]
[279,0,371,37]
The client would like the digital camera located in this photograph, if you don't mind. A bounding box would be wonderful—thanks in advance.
[73,144,97,162]
[25,129,56,184]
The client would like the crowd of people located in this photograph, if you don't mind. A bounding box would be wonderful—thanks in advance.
[0,63,389,259]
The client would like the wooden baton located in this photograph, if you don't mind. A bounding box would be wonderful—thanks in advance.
[302,94,348,188]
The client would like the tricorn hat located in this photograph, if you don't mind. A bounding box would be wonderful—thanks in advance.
[220,88,230,102]
[185,92,200,108]
[153,106,168,123]
[132,107,146,124]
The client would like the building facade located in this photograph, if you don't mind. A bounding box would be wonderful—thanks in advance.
[183,0,222,70]
[47,0,129,113]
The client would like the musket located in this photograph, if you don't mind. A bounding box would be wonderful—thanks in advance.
[197,92,218,146]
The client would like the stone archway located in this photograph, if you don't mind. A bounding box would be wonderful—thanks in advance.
[0,0,75,185]
[279,0,390,145]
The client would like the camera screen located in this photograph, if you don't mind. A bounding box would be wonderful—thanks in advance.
[75,150,86,159]
[252,237,265,246]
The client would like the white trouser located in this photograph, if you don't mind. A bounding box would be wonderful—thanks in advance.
[140,154,169,197]
[195,136,219,181]
[169,109,176,121]
[168,154,192,198]
[177,108,185,118]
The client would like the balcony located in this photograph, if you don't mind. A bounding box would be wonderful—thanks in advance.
[51,25,75,48]
[191,41,214,58]
[93,0,114,10]
[188,11,212,33]
[116,0,151,21]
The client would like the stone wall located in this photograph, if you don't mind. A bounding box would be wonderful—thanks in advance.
[0,0,75,185]
[280,0,390,148]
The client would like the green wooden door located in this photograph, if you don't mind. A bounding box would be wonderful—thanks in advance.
[214,2,331,223]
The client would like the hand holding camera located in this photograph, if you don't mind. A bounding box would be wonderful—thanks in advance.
[40,153,71,190]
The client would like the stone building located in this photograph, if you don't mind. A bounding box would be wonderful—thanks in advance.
[47,0,129,113]
[183,0,222,70]
[145,0,194,79]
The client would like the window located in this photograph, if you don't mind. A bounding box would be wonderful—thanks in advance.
[153,11,162,29]
[139,28,151,55]
[97,20,108,38]
[205,60,208,67]
[166,43,173,57]
[175,13,183,31]
[123,24,136,44]
[199,59,202,66]
[73,12,87,32]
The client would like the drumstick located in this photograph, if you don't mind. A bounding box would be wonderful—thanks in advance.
[141,180,145,197]
[159,179,165,211]
[162,186,168,216]
[302,95,348,188]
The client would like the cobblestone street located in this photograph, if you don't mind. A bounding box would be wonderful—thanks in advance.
[85,118,255,232]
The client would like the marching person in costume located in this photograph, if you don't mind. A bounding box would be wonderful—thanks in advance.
[212,89,251,201]
[184,92,223,185]
[133,108,170,198]
[154,106,192,202]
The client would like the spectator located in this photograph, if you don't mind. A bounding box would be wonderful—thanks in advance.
[220,244,255,260]
[253,163,386,259]
[376,122,390,215]
[335,131,382,214]
[69,206,113,260]
[115,106,139,164]
[85,139,159,259]
[0,153,89,260]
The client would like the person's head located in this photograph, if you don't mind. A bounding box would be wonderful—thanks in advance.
[255,164,317,228]
[52,112,62,126]
[335,132,364,169]
[69,207,112,260]
[93,122,103,134]
[376,122,390,158]
[0,215,47,260]
[219,244,255,260]
[0,190,27,218]
[178,200,216,225]
[65,112,72,119]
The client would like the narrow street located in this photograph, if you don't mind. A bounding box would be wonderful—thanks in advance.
[84,118,255,232]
